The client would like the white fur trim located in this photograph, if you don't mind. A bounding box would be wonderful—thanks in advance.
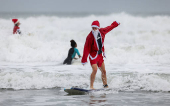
[15,20,19,24]
[89,52,98,60]
[82,62,87,65]
[116,21,120,25]
[91,25,99,28]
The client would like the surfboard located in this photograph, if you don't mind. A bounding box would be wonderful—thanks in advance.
[64,87,104,95]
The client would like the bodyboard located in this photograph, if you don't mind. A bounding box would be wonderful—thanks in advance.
[64,87,104,95]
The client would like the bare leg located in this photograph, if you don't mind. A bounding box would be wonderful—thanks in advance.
[99,62,108,88]
[90,64,98,89]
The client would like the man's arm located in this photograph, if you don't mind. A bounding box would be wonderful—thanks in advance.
[100,21,120,35]
[81,35,91,64]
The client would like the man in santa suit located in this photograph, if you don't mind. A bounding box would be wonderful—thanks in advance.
[81,20,120,89]
[12,19,21,34]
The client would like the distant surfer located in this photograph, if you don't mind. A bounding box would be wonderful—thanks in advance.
[63,40,81,65]
[12,19,21,34]
[81,20,120,89]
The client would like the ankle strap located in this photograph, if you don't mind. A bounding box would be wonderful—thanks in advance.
[103,84,108,88]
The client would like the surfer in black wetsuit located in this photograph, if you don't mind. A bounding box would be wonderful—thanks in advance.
[63,40,81,65]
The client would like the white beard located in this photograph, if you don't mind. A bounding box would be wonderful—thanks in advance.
[92,29,99,40]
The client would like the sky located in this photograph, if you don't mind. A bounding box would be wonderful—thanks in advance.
[0,0,170,14]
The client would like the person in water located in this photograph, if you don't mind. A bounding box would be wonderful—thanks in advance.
[63,40,81,65]
[81,20,120,89]
[12,19,21,34]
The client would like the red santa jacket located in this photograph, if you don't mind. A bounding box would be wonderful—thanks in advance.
[13,26,21,34]
[81,21,119,64]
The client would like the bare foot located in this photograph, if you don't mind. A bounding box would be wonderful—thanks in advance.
[90,87,95,89]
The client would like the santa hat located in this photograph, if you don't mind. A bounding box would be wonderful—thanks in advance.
[91,20,100,28]
[12,19,19,24]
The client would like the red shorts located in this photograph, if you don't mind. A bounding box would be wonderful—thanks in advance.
[89,54,104,67]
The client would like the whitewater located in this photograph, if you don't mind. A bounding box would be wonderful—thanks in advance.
[0,12,170,93]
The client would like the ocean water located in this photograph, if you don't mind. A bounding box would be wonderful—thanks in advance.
[0,12,170,106]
